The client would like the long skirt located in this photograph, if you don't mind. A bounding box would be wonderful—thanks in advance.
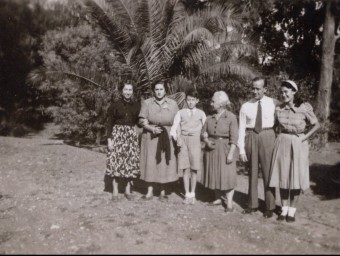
[269,133,309,191]
[202,138,237,190]
[140,126,178,184]
[105,125,140,179]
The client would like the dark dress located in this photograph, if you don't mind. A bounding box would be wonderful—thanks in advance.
[202,110,239,190]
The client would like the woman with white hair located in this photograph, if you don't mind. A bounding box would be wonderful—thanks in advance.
[201,91,239,212]
[269,80,320,222]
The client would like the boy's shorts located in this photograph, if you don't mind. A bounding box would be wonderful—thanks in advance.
[178,135,201,171]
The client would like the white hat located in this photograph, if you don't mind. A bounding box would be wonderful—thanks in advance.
[283,80,298,91]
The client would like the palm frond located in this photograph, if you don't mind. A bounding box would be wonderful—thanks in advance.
[85,0,133,63]
[167,91,186,109]
[27,66,117,90]
[199,60,257,81]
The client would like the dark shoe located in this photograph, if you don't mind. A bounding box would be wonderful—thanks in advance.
[286,216,295,223]
[208,199,222,206]
[242,208,258,214]
[277,215,286,221]
[112,195,120,202]
[159,195,169,202]
[225,207,234,213]
[124,193,135,201]
[140,195,153,201]
[263,210,273,218]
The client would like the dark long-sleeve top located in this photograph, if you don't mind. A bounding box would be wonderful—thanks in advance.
[106,98,141,138]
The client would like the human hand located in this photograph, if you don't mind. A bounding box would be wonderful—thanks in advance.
[240,153,248,162]
[299,134,307,143]
[205,140,216,150]
[108,140,114,151]
[152,126,163,135]
[226,153,233,164]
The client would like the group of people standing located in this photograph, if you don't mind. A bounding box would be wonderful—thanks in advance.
[104,77,320,223]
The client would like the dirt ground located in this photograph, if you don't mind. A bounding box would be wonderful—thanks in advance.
[0,123,340,254]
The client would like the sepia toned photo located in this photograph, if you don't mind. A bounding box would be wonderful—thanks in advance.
[0,0,339,254]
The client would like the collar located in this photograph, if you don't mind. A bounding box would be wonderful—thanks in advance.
[213,109,227,119]
[152,96,169,104]
[282,103,297,113]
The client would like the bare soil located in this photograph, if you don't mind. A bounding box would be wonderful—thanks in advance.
[0,123,340,254]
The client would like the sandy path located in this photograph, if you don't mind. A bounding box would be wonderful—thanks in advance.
[0,123,339,254]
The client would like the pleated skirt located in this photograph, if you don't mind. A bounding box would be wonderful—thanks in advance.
[269,133,310,191]
[202,138,237,190]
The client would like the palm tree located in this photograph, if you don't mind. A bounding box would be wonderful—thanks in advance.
[27,0,258,143]
[83,0,257,94]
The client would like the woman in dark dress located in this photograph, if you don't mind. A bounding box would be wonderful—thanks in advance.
[202,91,238,212]
[104,81,141,201]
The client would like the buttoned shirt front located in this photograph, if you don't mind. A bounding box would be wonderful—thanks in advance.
[237,95,277,154]
[276,103,318,134]
[202,110,238,146]
[139,96,179,127]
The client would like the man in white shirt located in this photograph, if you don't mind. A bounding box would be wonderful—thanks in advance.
[238,77,278,218]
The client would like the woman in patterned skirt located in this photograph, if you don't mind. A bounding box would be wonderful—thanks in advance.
[202,91,238,212]
[104,81,141,201]
[269,80,320,222]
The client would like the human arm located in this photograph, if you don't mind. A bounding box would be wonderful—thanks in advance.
[299,103,320,142]
[170,111,181,141]
[237,105,247,162]
[201,117,215,149]
[227,113,239,164]
[138,100,162,135]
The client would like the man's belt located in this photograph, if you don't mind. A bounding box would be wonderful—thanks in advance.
[209,135,229,139]
[246,127,273,132]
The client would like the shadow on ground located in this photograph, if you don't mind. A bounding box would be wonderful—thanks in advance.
[309,162,340,200]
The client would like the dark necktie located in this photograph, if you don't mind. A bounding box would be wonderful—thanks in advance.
[254,100,262,134]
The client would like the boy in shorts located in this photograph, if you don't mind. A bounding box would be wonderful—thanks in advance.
[170,88,206,204]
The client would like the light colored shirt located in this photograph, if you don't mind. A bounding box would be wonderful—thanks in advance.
[139,96,179,127]
[276,103,318,134]
[237,95,277,155]
[170,108,206,140]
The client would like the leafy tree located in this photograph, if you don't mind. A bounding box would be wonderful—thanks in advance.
[316,0,340,146]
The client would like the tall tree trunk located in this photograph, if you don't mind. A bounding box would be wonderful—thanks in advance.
[316,0,339,147]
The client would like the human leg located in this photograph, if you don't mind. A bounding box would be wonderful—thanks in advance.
[190,170,197,204]
[277,188,289,221]
[223,189,235,212]
[140,184,154,200]
[183,168,191,201]
[258,130,276,217]
[243,132,259,213]
[287,189,300,222]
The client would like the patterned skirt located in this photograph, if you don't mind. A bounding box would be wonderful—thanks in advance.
[105,125,140,179]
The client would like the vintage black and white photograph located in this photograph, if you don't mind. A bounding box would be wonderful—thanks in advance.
[0,0,339,254]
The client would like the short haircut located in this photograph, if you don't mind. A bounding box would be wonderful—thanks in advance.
[186,88,199,99]
[213,91,230,107]
[252,77,267,87]
[151,80,167,92]
[119,79,135,91]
